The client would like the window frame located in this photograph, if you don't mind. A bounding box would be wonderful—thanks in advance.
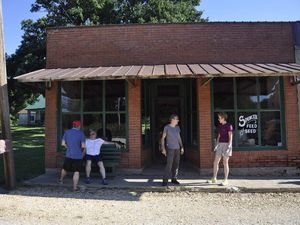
[211,77,286,151]
[57,80,128,152]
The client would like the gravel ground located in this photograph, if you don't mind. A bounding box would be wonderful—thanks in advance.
[0,187,300,225]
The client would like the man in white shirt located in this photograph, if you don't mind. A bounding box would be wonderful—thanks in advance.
[85,129,120,185]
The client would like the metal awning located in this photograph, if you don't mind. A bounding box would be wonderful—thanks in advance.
[15,63,300,82]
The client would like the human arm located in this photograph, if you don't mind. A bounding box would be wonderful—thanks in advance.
[214,134,220,151]
[161,132,167,156]
[103,141,121,149]
[178,133,184,155]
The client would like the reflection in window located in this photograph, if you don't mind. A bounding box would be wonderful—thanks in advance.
[237,78,257,109]
[61,82,81,112]
[83,81,102,112]
[261,112,281,146]
[83,114,102,136]
[214,78,234,109]
[259,77,280,109]
[106,80,126,111]
[106,114,126,148]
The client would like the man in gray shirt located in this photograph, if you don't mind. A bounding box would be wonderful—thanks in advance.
[161,114,184,186]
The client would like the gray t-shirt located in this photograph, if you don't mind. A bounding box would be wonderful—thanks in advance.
[163,124,181,150]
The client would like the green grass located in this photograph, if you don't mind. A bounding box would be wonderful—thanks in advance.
[0,126,45,184]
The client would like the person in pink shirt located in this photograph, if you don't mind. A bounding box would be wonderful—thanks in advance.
[208,112,233,186]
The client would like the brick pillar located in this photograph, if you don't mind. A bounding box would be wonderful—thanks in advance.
[45,81,58,168]
[197,79,214,169]
[127,80,142,169]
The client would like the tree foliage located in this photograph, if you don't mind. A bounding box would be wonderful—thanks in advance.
[8,0,207,119]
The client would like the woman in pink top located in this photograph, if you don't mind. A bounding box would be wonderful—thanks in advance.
[208,112,233,186]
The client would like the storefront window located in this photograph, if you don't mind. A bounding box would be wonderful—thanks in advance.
[213,78,234,110]
[83,81,102,112]
[61,82,81,112]
[59,80,127,150]
[105,80,126,111]
[259,77,280,109]
[212,77,285,150]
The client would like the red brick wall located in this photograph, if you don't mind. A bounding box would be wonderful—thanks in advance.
[198,77,300,169]
[197,78,214,168]
[44,81,59,168]
[46,23,294,69]
[126,80,142,169]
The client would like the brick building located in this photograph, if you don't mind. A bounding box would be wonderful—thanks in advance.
[16,22,300,175]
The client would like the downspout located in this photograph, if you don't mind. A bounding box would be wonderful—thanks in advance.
[292,22,300,129]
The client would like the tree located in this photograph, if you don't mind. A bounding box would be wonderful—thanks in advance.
[6,18,47,120]
[8,0,207,119]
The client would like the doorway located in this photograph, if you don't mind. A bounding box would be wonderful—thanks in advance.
[150,81,186,161]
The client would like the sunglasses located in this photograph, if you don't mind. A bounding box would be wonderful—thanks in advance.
[90,133,96,136]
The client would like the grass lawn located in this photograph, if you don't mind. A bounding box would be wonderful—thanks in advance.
[0,126,45,184]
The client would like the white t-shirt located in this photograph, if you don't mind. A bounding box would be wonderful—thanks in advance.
[86,138,105,156]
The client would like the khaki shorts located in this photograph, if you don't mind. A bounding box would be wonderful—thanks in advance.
[215,143,232,157]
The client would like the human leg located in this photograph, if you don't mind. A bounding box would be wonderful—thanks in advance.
[171,149,180,183]
[163,149,175,184]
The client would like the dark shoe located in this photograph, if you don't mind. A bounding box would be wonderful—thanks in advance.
[85,178,91,184]
[162,181,168,186]
[101,179,108,185]
[171,179,180,185]
[73,186,81,192]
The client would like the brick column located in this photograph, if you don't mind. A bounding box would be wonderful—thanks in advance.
[197,79,214,169]
[127,80,142,169]
[44,81,58,168]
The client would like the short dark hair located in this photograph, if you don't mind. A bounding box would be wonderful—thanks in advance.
[218,112,228,120]
[169,114,179,122]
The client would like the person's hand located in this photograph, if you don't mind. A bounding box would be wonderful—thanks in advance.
[161,148,167,156]
[226,144,232,153]
[180,147,184,155]
[213,144,219,152]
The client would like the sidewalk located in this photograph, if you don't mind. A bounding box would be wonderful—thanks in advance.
[21,164,300,193]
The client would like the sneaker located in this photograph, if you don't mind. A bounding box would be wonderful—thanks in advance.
[85,178,91,184]
[162,181,168,186]
[221,180,228,186]
[207,178,217,184]
[73,186,81,192]
[171,179,180,185]
[101,179,108,185]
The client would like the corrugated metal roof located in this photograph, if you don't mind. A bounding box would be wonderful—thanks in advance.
[15,63,300,82]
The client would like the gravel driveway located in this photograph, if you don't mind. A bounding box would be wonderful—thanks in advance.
[0,187,300,225]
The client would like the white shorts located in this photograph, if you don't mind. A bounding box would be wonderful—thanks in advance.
[215,143,232,157]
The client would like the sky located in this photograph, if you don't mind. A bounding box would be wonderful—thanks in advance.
[3,0,300,55]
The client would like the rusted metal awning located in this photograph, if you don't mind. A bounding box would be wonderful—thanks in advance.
[15,63,300,82]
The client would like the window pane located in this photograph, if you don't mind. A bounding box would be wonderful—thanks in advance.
[83,81,103,111]
[259,77,280,109]
[213,78,234,110]
[213,112,235,147]
[106,114,126,148]
[106,81,126,111]
[61,82,81,112]
[62,114,80,134]
[261,112,282,146]
[237,112,259,147]
[142,116,151,146]
[237,78,258,109]
[83,114,103,136]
